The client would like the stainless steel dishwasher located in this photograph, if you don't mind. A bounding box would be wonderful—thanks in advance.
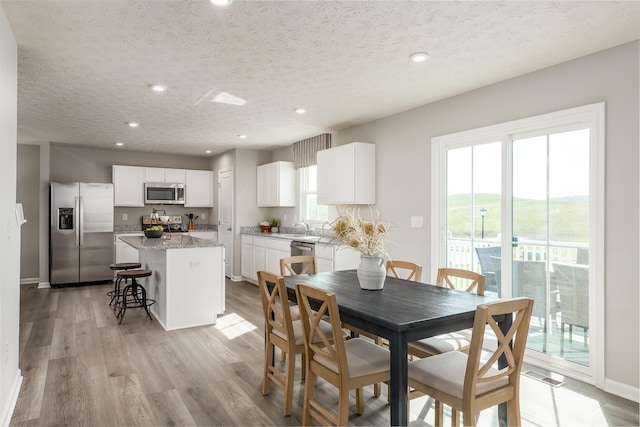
[290,240,316,273]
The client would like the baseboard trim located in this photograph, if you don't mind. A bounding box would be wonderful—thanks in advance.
[19,277,39,285]
[0,370,22,427]
[229,275,244,282]
[37,281,51,289]
[604,378,639,403]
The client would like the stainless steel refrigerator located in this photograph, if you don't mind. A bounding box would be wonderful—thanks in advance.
[50,182,114,286]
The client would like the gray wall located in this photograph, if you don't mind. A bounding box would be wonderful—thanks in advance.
[329,41,639,392]
[17,144,39,280]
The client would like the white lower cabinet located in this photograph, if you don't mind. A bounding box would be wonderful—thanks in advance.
[241,235,361,282]
[316,244,361,272]
[265,238,291,274]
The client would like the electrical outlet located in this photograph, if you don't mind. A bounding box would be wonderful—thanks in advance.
[202,213,206,220]
[122,213,128,221]
[190,261,201,269]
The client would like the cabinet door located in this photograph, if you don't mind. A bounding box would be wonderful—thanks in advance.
[145,167,165,182]
[185,170,213,207]
[165,168,186,183]
[113,165,145,207]
[317,257,334,273]
[241,235,253,279]
[317,142,375,205]
[252,246,265,281]
[257,163,276,206]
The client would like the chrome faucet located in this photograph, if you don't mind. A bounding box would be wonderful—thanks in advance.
[294,222,310,235]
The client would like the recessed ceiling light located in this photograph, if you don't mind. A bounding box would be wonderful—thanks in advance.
[149,84,166,92]
[294,107,306,114]
[115,142,124,146]
[238,134,247,139]
[205,150,212,154]
[210,0,233,6]
[409,52,429,63]
[127,122,139,128]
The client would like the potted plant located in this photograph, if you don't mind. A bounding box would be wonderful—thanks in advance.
[270,218,280,233]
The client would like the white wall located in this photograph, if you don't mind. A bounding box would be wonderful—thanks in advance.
[0,3,21,424]
[331,41,639,395]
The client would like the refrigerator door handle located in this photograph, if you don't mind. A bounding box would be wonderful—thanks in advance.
[77,196,83,246]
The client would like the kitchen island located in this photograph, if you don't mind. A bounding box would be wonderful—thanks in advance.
[119,234,225,330]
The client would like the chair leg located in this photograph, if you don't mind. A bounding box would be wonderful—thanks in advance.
[434,400,444,427]
[462,409,476,427]
[374,382,381,397]
[262,342,273,395]
[301,353,306,380]
[508,398,521,426]
[337,387,350,426]
[283,349,295,416]
[356,387,364,414]
[302,370,316,426]
[451,409,460,427]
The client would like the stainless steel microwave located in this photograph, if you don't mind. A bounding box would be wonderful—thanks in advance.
[144,182,185,205]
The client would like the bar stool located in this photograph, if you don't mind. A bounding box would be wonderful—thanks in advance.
[115,269,155,324]
[108,262,142,307]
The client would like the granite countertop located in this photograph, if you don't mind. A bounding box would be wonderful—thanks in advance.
[240,227,338,245]
[120,235,224,250]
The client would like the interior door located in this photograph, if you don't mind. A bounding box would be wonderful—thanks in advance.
[218,169,234,277]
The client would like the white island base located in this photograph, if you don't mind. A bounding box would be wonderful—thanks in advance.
[120,235,225,330]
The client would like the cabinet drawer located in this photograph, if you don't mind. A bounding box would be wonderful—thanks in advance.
[241,234,252,245]
[252,235,266,247]
[315,244,335,260]
[266,237,291,252]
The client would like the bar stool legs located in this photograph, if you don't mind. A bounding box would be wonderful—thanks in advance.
[114,269,155,324]
[109,262,142,307]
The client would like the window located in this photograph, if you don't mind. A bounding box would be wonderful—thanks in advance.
[300,165,328,222]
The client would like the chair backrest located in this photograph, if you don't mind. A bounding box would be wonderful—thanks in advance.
[464,297,534,401]
[386,260,423,282]
[436,268,486,295]
[257,270,295,342]
[552,262,589,327]
[295,283,348,380]
[280,255,318,276]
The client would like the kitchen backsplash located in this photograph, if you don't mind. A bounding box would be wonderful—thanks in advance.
[114,206,213,227]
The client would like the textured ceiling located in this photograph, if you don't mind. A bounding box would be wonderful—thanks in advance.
[3,0,640,156]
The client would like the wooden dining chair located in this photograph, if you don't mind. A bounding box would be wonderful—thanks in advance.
[386,260,423,282]
[280,255,318,276]
[408,297,534,427]
[408,268,485,359]
[258,270,335,416]
[296,283,391,426]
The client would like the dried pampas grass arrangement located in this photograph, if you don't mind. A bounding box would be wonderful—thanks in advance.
[330,205,390,257]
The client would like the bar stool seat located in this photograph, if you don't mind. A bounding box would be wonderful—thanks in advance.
[115,269,155,324]
[108,262,142,307]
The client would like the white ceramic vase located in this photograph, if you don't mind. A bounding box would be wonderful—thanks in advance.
[357,254,386,290]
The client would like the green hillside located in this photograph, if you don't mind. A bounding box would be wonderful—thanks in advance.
[447,193,588,242]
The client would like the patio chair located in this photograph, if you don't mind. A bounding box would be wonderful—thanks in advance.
[408,297,534,427]
[474,246,501,294]
[552,262,589,354]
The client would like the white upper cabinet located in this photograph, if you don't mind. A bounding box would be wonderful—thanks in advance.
[317,142,375,205]
[257,161,295,207]
[113,165,145,206]
[185,169,214,207]
[165,168,186,183]
[145,167,186,183]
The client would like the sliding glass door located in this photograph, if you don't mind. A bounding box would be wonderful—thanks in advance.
[432,103,603,379]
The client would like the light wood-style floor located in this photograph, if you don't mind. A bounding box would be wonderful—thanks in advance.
[10,279,639,426]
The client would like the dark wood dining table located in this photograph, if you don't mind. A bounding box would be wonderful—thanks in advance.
[282,269,511,426]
